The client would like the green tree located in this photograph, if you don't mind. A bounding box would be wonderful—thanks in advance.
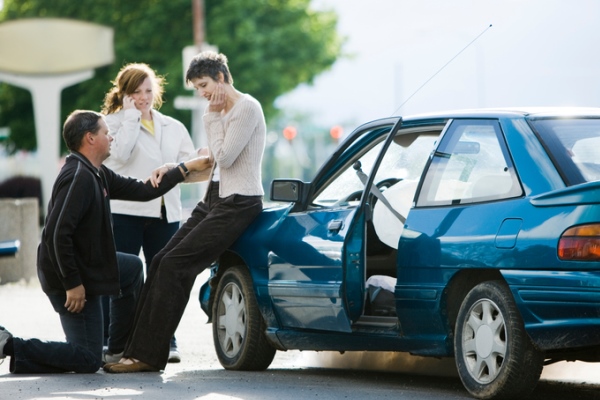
[0,0,343,153]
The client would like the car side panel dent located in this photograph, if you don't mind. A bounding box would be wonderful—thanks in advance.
[200,205,293,327]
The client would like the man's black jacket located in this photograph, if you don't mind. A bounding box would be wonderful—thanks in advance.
[37,152,185,296]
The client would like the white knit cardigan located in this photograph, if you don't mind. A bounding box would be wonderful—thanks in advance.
[203,94,266,198]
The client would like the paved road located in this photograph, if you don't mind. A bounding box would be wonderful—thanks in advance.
[1,275,599,400]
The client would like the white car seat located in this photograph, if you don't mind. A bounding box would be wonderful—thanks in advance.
[372,180,418,249]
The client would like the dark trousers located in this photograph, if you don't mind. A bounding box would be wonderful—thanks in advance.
[105,210,179,350]
[10,295,103,373]
[106,252,144,353]
[9,252,142,373]
[112,209,180,272]
[123,183,263,369]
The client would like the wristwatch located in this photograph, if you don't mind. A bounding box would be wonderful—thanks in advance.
[178,162,190,176]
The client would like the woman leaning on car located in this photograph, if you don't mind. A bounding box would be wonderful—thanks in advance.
[103,51,267,373]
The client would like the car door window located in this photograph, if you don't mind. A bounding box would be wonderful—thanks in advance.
[313,139,386,207]
[417,119,522,207]
[372,133,439,187]
[370,132,439,249]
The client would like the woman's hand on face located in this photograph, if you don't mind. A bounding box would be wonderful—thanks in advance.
[122,95,136,110]
[208,83,227,113]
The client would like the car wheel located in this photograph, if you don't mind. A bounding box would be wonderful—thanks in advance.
[454,281,544,399]
[212,266,276,370]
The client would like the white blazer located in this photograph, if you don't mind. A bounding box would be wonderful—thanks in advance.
[103,108,196,222]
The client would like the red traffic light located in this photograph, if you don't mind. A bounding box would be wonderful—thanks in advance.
[283,126,297,141]
[330,125,343,140]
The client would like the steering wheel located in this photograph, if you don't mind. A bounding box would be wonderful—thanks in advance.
[367,178,402,207]
[376,178,401,191]
[334,177,403,208]
[343,190,363,203]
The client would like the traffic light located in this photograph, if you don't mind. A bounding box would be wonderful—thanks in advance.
[283,126,297,141]
[330,125,343,140]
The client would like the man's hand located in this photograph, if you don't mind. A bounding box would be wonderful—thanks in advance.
[65,284,86,313]
[149,165,171,187]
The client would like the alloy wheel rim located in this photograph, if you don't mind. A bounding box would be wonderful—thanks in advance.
[217,282,247,357]
[462,298,507,383]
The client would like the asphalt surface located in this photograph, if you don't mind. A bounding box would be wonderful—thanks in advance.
[1,274,600,400]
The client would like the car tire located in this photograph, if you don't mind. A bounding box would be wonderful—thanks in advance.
[454,280,544,399]
[212,266,276,370]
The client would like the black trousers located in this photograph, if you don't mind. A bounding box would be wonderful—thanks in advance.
[123,182,263,369]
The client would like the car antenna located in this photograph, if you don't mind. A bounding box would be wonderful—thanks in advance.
[391,24,493,115]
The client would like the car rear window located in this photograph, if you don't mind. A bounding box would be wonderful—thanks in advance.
[530,118,600,185]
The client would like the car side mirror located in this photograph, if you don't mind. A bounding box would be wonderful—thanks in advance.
[270,179,306,202]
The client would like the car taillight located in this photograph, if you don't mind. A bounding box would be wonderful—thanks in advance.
[558,224,600,261]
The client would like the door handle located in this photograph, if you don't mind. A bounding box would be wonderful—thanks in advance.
[328,219,343,231]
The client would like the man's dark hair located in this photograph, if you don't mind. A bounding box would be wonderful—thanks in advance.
[62,110,104,152]
[185,51,233,85]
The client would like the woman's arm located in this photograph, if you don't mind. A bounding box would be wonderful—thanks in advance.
[149,156,213,187]
[105,109,143,163]
[204,99,262,168]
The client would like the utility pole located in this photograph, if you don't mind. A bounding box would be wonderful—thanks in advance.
[174,0,218,201]
[193,0,205,47]
[176,0,216,149]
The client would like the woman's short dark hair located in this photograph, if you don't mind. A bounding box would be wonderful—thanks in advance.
[185,51,233,85]
[62,110,104,152]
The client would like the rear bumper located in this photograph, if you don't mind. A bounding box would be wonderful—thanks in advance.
[503,270,600,350]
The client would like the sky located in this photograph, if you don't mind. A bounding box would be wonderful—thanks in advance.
[276,0,600,130]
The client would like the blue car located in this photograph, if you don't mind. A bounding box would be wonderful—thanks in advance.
[199,107,600,399]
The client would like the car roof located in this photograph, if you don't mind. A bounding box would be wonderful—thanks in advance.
[398,106,600,121]
[347,106,600,148]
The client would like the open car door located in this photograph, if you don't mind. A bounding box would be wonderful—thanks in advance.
[267,121,398,332]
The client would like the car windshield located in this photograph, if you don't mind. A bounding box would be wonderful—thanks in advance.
[312,131,437,208]
[530,118,600,185]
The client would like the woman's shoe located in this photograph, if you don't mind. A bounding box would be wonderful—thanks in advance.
[102,362,120,371]
[104,358,158,373]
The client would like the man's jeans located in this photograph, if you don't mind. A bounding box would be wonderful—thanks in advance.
[9,252,142,373]
[10,295,104,373]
